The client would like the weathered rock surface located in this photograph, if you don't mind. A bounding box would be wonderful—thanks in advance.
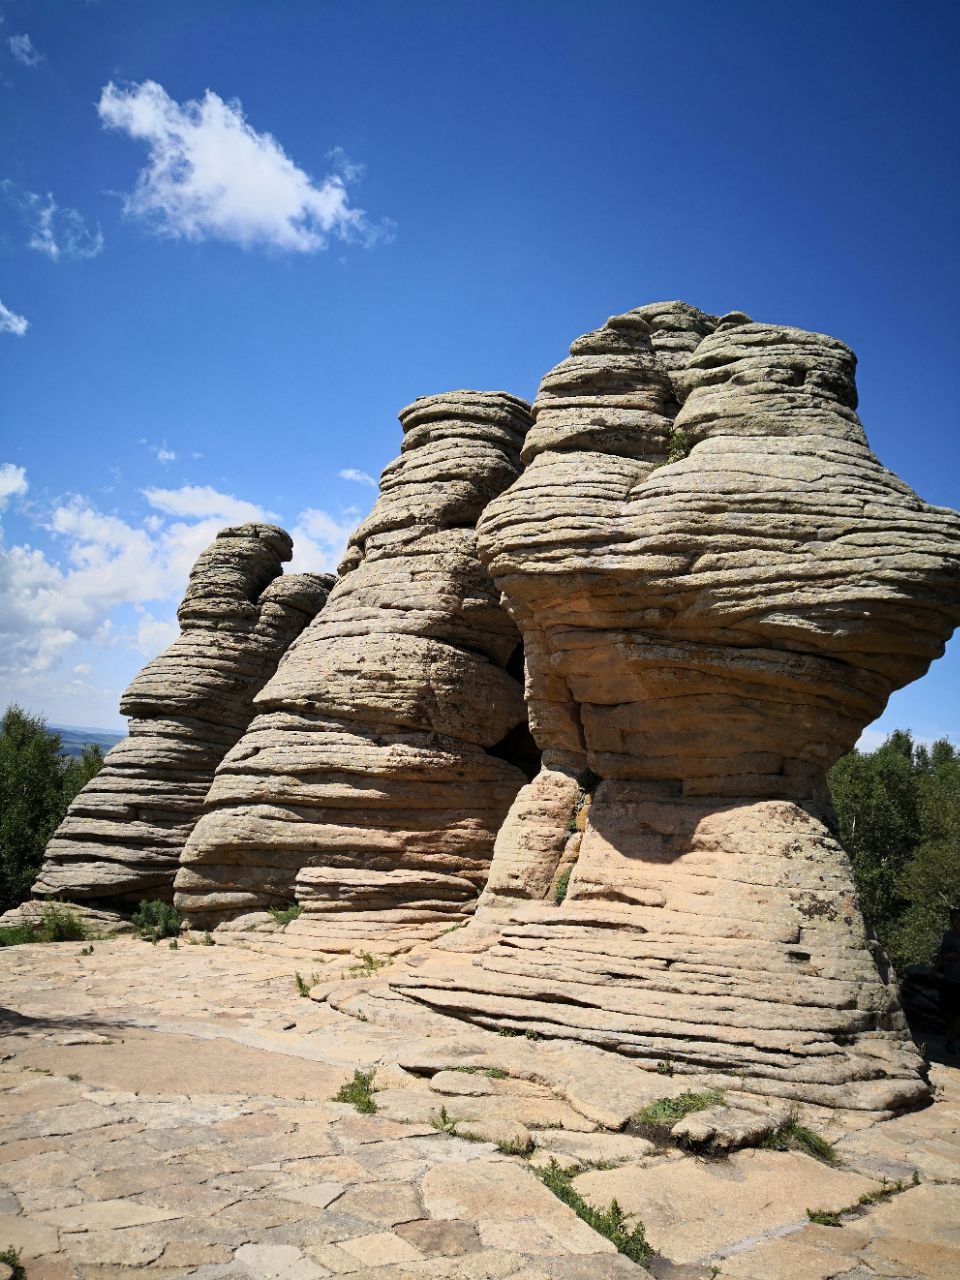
[3,939,958,1279]
[393,302,960,1110]
[175,392,536,934]
[32,524,331,905]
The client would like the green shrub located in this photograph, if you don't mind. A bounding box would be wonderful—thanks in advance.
[806,1208,842,1226]
[0,924,38,947]
[269,904,301,927]
[131,900,180,941]
[333,1069,377,1113]
[0,904,89,946]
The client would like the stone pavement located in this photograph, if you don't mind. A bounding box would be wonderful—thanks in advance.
[1,939,958,1279]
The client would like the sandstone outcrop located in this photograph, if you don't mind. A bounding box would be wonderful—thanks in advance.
[174,392,536,937]
[390,302,960,1110]
[32,525,331,905]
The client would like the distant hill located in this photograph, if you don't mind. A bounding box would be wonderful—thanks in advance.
[51,724,125,758]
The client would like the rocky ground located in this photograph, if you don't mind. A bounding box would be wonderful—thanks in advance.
[0,937,957,1280]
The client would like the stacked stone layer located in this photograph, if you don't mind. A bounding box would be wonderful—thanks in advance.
[174,392,536,935]
[34,524,331,904]
[394,302,960,1110]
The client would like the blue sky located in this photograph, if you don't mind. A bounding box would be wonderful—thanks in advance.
[0,0,957,743]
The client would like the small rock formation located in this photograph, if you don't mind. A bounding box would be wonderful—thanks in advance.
[174,392,537,941]
[391,303,960,1111]
[32,524,331,906]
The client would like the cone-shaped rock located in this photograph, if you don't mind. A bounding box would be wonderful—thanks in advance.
[33,524,332,905]
[175,392,537,945]
[391,305,960,1111]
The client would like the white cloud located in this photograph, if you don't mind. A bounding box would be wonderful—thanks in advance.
[0,297,28,336]
[2,183,104,261]
[0,472,360,723]
[0,462,28,509]
[289,507,357,573]
[0,480,279,686]
[9,33,42,67]
[155,447,176,464]
[135,611,179,656]
[339,467,377,488]
[97,79,392,253]
[143,483,277,524]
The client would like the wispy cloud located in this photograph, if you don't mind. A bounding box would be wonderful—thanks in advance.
[2,182,104,261]
[0,297,28,336]
[140,438,176,464]
[97,79,394,253]
[338,467,377,488]
[141,483,278,524]
[8,33,43,68]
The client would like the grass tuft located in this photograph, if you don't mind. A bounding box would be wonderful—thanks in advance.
[535,1158,652,1265]
[0,1246,26,1280]
[348,951,391,977]
[806,1208,842,1226]
[632,1088,724,1139]
[131,900,180,941]
[554,866,573,904]
[496,1135,533,1156]
[334,1069,377,1114]
[431,1104,459,1133]
[760,1114,837,1165]
[449,1065,508,1079]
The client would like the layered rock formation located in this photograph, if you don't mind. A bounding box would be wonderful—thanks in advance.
[33,525,331,905]
[174,392,536,941]
[391,303,960,1110]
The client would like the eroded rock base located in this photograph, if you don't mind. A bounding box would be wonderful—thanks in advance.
[391,789,928,1113]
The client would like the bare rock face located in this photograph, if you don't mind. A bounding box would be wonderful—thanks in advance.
[392,304,960,1110]
[174,392,536,937]
[33,524,331,905]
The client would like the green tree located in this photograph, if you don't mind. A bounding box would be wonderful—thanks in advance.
[62,743,106,808]
[829,731,960,971]
[0,705,104,913]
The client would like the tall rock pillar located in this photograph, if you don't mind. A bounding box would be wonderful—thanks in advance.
[33,524,331,905]
[393,305,960,1112]
[175,392,536,949]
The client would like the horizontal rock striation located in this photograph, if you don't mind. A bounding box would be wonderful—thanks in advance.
[33,525,331,905]
[394,303,960,1110]
[175,392,536,940]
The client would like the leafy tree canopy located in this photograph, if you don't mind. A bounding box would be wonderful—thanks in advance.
[829,731,960,970]
[0,705,104,913]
